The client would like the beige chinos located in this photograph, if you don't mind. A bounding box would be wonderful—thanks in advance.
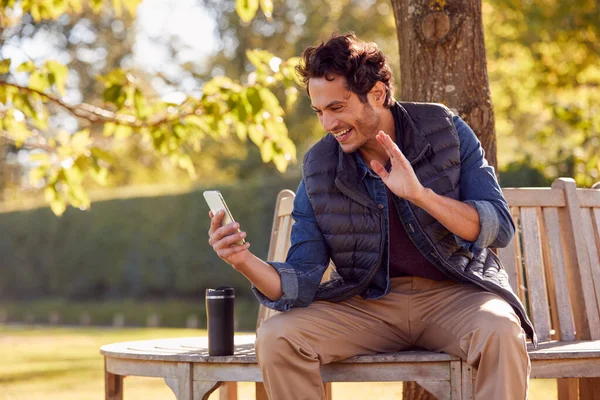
[255,276,530,400]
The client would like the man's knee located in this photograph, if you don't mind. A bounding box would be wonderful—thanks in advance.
[255,313,314,365]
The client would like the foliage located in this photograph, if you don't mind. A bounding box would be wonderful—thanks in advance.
[485,0,600,187]
[0,0,298,215]
[0,173,301,301]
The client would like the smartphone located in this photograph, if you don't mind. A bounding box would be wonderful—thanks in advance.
[203,190,245,246]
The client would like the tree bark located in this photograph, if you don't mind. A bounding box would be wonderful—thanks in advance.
[391,1,495,398]
[391,0,497,170]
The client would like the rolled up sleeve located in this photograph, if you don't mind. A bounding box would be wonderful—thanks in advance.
[453,116,515,256]
[251,180,330,311]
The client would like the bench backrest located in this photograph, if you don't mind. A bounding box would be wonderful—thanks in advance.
[501,178,600,342]
[257,178,600,343]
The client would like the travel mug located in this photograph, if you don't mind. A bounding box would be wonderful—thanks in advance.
[205,286,235,356]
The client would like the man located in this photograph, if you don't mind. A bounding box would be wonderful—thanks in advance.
[208,33,534,400]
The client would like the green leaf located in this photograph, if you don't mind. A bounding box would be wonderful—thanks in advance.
[177,154,197,179]
[46,61,68,97]
[272,153,288,173]
[260,140,274,162]
[103,85,123,105]
[203,76,236,97]
[235,121,247,141]
[134,88,148,118]
[248,124,264,145]
[235,0,259,23]
[246,87,263,113]
[90,147,113,163]
[0,59,11,74]
[259,87,283,116]
[259,0,273,20]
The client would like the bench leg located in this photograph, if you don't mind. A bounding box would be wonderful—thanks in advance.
[105,359,123,400]
[165,363,196,400]
[193,381,222,400]
[461,360,474,400]
[219,381,238,400]
[580,377,600,400]
[558,378,578,400]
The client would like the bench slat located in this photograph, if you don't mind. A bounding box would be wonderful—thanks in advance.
[577,189,600,208]
[553,178,600,340]
[510,207,527,303]
[277,196,295,217]
[581,208,600,314]
[503,188,565,207]
[520,207,552,342]
[541,207,576,341]
[498,237,518,294]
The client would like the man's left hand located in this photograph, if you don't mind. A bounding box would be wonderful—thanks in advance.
[370,130,426,203]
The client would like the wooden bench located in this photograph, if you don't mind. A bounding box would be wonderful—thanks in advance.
[101,177,600,399]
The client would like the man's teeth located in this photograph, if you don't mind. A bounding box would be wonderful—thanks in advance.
[334,128,351,138]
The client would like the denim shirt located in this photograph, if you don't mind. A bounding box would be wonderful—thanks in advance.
[252,116,515,311]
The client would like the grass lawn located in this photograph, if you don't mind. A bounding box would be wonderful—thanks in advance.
[0,325,557,399]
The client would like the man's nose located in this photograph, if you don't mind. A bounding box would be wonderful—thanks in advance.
[321,113,338,133]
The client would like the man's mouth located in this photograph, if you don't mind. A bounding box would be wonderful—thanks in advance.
[332,128,352,139]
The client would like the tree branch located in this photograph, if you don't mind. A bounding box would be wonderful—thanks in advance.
[0,81,202,129]
[1,132,55,152]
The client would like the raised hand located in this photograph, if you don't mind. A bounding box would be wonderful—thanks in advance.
[370,130,426,203]
[208,210,251,268]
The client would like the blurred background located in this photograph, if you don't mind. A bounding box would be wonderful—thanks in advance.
[0,0,598,398]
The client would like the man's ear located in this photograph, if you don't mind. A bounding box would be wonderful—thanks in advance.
[369,81,386,106]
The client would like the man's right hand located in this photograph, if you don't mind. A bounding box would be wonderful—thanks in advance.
[208,210,251,268]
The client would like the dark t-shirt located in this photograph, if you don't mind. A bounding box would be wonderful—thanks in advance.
[386,188,448,280]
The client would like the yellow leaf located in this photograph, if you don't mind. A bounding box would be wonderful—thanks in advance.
[235,0,259,23]
[259,0,273,20]
[50,199,67,216]
[112,0,123,17]
[123,0,140,16]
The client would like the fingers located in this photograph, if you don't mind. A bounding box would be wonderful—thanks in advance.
[376,131,410,166]
[208,210,225,236]
[370,159,389,180]
[215,241,251,259]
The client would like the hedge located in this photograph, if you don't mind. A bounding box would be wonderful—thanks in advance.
[0,174,302,304]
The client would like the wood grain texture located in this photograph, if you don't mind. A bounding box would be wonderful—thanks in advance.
[503,188,565,207]
[520,207,551,342]
[553,178,600,340]
[581,207,600,317]
[497,237,518,293]
[104,359,123,400]
[557,378,578,400]
[541,207,576,341]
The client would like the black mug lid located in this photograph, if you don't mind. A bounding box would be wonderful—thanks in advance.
[206,286,235,297]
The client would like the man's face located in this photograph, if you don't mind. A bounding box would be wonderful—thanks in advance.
[308,75,381,154]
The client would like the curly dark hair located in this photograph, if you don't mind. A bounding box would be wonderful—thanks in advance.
[295,32,395,108]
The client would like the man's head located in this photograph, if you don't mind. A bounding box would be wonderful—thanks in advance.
[296,33,396,155]
[296,33,395,109]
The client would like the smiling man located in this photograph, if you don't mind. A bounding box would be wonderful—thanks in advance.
[208,33,534,400]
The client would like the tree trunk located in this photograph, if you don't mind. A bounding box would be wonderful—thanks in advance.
[390,1,495,398]
[391,0,497,170]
